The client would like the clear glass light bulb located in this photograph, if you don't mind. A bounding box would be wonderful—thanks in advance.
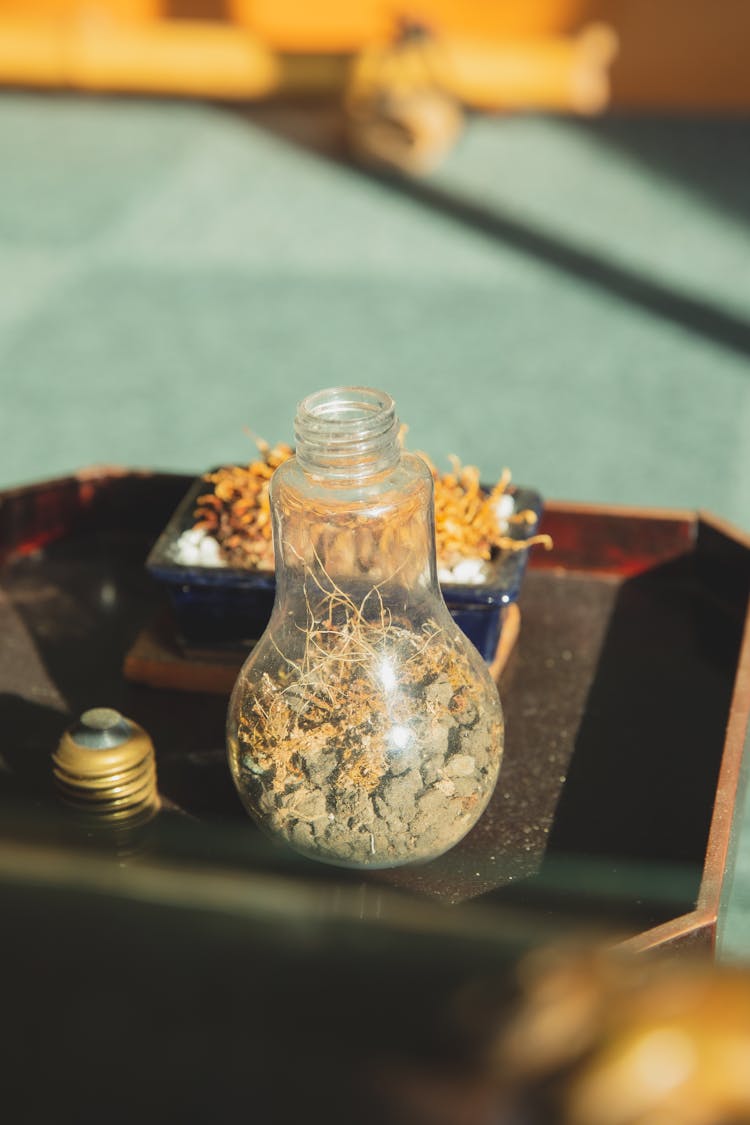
[227,387,504,868]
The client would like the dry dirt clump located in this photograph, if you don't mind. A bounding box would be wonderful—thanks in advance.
[231,587,504,867]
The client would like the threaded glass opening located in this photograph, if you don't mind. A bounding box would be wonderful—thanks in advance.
[295,386,400,480]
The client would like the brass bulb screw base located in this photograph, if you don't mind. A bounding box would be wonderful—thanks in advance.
[53,707,160,826]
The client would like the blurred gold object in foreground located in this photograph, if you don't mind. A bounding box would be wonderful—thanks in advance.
[495,947,750,1125]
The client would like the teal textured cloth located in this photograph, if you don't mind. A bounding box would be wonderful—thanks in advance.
[1,95,749,526]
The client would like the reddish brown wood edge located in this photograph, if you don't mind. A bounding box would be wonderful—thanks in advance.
[534,500,697,577]
[619,512,750,956]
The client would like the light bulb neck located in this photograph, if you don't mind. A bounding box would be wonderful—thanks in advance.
[294,386,400,482]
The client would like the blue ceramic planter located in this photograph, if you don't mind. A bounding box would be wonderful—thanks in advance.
[147,474,543,662]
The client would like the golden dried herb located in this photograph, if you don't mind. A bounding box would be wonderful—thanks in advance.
[192,440,293,569]
[192,440,552,571]
[420,452,553,566]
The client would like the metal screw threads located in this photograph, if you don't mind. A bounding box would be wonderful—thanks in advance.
[53,708,159,826]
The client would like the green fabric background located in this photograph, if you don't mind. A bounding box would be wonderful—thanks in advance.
[1,94,749,523]
[0,92,748,954]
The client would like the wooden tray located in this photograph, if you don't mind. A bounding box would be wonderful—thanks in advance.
[0,468,748,955]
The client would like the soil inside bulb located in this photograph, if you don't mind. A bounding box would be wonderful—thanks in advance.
[232,589,503,867]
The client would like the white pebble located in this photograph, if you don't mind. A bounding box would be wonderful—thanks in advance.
[494,492,515,530]
[172,528,225,567]
[438,557,489,585]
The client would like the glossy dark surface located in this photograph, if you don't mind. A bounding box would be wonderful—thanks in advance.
[1,471,748,951]
[146,472,544,659]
